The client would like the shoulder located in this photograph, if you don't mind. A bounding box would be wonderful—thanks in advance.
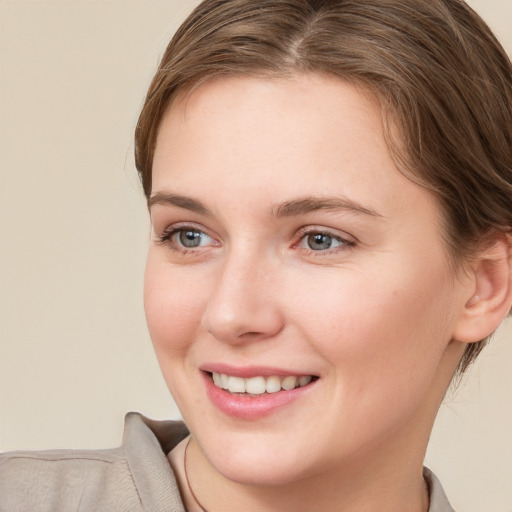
[0,445,141,512]
[0,413,189,512]
[424,467,456,512]
[0,446,139,511]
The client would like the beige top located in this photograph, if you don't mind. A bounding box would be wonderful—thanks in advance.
[0,413,455,511]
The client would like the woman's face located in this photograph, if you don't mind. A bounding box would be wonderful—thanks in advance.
[145,74,469,484]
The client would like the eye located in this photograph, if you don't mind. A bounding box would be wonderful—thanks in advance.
[175,229,212,248]
[296,229,354,253]
[303,233,339,251]
[156,225,217,253]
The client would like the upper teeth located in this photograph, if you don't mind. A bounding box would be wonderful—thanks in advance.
[212,372,313,395]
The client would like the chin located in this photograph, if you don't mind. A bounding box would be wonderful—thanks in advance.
[211,454,308,487]
[194,427,317,487]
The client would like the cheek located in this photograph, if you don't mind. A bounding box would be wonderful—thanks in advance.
[298,267,457,452]
[143,255,206,358]
[294,260,456,394]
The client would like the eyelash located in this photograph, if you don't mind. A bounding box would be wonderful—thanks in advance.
[156,224,217,255]
[155,225,355,256]
[293,227,355,256]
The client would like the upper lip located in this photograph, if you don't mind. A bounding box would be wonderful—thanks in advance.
[199,363,318,379]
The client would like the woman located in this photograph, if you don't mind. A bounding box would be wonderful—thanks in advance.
[1,0,511,511]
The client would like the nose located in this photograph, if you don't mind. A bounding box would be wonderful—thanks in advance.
[200,252,284,345]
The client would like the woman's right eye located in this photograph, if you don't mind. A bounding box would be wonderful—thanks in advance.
[157,227,216,252]
[175,229,212,248]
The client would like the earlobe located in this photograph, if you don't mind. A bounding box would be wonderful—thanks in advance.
[453,237,512,344]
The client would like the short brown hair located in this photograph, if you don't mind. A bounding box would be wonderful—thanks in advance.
[135,0,512,373]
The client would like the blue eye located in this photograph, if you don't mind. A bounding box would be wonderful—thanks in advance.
[173,229,213,248]
[175,229,210,248]
[156,226,216,253]
[299,232,347,252]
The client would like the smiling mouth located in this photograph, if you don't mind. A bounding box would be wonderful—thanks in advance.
[209,372,318,395]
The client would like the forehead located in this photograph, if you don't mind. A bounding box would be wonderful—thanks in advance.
[154,75,424,213]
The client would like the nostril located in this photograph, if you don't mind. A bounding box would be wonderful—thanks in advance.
[240,331,263,338]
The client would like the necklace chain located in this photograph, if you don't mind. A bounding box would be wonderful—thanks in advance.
[184,437,209,512]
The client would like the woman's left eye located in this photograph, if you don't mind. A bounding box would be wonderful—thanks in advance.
[298,231,351,252]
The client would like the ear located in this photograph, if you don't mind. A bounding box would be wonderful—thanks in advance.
[453,237,512,344]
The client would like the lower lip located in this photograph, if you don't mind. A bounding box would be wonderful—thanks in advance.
[202,372,317,420]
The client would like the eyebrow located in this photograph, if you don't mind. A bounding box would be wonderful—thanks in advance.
[148,192,382,219]
[148,193,211,215]
[272,196,382,218]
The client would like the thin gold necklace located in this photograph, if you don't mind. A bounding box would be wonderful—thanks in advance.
[184,437,209,512]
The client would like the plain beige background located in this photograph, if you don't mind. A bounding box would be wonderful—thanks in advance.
[0,1,511,510]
